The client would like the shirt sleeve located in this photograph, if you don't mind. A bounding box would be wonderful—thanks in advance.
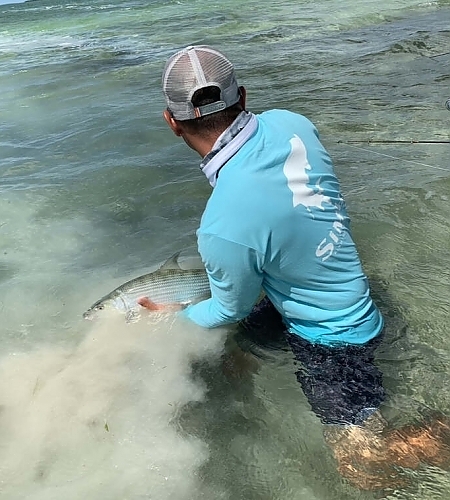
[183,233,263,328]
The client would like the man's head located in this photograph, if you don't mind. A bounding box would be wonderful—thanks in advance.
[161,45,246,153]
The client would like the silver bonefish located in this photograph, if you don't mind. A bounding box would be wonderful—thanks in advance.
[83,251,210,322]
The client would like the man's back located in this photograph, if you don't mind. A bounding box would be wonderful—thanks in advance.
[196,109,383,344]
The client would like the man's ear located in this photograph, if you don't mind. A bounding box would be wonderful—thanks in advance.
[163,109,183,137]
[239,86,247,110]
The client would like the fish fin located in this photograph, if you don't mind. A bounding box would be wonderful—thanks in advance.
[158,251,183,271]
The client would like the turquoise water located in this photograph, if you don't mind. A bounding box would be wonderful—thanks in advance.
[1,0,450,498]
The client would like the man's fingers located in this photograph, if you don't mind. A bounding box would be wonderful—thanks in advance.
[137,297,161,310]
[137,297,183,311]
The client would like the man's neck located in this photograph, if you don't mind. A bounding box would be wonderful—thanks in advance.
[185,131,223,158]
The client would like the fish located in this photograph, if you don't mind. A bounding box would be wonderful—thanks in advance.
[83,251,211,322]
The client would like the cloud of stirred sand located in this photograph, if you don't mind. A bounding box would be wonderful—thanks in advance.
[0,313,227,500]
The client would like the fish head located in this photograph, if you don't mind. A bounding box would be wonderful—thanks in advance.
[83,297,117,320]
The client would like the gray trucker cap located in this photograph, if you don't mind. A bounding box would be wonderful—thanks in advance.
[162,45,240,121]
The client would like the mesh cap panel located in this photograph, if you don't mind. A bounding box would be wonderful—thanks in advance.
[162,46,240,120]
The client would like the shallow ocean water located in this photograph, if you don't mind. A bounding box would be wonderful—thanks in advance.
[0,0,450,498]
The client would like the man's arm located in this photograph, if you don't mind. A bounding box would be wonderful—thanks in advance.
[183,234,263,328]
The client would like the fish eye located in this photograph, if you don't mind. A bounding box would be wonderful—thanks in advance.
[96,304,105,311]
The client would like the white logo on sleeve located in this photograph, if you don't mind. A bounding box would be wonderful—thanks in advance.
[283,134,330,210]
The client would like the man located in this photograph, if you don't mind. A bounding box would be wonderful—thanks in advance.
[145,45,450,490]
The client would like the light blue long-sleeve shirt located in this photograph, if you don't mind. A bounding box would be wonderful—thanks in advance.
[184,109,383,345]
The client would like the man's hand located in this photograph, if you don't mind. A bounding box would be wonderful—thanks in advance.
[137,297,184,312]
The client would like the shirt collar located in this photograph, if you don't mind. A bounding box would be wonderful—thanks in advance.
[200,111,258,188]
